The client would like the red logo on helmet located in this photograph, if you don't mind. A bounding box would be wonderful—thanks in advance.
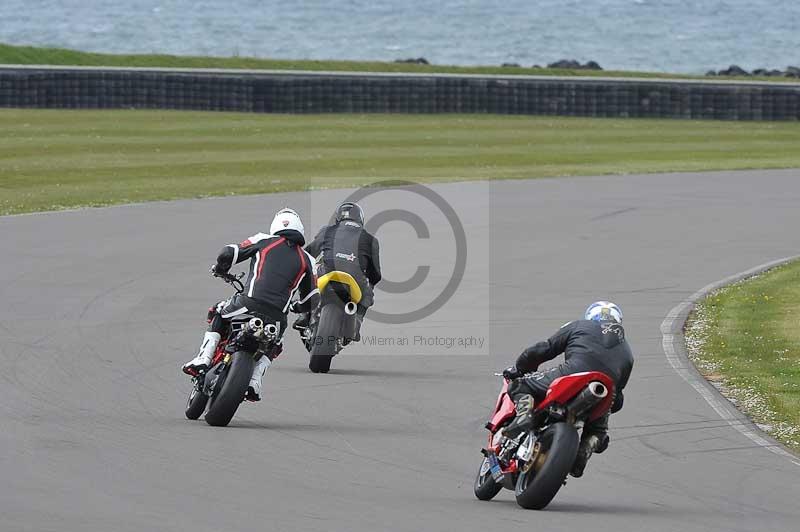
[282,219,289,227]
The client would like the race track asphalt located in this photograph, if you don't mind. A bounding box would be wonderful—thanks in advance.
[1,169,799,532]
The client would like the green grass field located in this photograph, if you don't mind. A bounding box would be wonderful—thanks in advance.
[1,42,796,82]
[685,262,800,452]
[2,110,800,215]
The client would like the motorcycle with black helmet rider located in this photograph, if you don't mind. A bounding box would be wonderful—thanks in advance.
[294,202,382,372]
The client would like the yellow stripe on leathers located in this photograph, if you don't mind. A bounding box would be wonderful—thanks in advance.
[316,271,362,304]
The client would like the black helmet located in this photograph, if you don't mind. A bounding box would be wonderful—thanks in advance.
[334,202,365,225]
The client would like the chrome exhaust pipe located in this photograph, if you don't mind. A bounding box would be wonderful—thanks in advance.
[264,323,279,337]
[587,381,608,399]
[566,381,608,417]
[248,317,264,332]
[344,301,358,315]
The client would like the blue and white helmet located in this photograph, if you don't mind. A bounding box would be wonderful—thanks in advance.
[584,301,623,324]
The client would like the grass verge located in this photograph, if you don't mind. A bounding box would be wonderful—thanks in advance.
[1,42,797,83]
[3,110,800,215]
[685,261,800,453]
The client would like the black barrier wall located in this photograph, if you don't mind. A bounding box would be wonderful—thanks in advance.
[1,67,799,120]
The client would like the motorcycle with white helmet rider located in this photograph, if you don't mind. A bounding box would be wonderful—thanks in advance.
[501,301,634,477]
[182,208,319,404]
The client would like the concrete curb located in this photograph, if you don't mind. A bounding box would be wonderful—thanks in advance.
[661,256,800,465]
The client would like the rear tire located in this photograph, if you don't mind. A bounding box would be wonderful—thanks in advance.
[473,456,503,501]
[514,422,579,510]
[309,304,343,373]
[204,351,254,427]
[184,383,208,420]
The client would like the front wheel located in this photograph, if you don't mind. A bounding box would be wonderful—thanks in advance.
[473,456,503,501]
[184,382,209,420]
[309,303,344,373]
[204,351,255,427]
[514,422,579,510]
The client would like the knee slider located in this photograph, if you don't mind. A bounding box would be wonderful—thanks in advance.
[206,299,229,323]
[207,300,226,323]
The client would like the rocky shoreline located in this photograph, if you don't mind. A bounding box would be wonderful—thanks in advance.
[397,57,604,70]
[706,65,800,78]
[394,57,800,78]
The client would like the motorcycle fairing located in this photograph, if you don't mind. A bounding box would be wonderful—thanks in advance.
[536,371,615,421]
[486,379,517,433]
[317,271,362,304]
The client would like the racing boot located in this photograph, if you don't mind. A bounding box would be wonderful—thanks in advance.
[292,312,310,332]
[570,432,609,478]
[595,433,610,454]
[502,394,535,438]
[182,331,221,376]
[245,355,272,402]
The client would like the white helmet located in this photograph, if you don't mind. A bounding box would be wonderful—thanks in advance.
[584,301,623,324]
[269,207,304,238]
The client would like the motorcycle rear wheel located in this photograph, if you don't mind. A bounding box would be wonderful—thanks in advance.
[309,303,344,373]
[473,456,503,501]
[514,422,579,510]
[204,351,254,427]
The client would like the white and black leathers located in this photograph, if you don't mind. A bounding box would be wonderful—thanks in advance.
[215,228,319,316]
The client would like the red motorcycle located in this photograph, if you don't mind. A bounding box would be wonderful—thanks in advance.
[184,271,280,427]
[474,371,614,509]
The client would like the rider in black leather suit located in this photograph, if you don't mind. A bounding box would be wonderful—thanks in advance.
[503,301,634,477]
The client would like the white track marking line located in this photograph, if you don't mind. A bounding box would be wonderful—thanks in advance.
[661,255,800,466]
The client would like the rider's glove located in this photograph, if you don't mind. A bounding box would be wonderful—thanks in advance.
[502,366,522,381]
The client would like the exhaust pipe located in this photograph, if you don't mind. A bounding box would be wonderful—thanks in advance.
[264,323,279,337]
[248,317,264,332]
[587,381,608,399]
[566,381,608,417]
[344,301,358,315]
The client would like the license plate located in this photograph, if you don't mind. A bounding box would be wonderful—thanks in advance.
[487,454,504,482]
